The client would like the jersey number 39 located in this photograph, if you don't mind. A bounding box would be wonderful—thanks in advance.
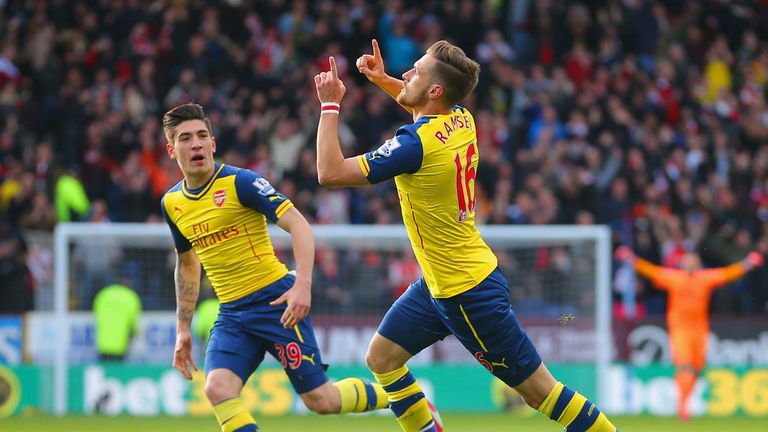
[454,142,477,222]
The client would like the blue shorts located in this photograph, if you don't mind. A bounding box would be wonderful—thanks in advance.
[205,274,329,394]
[378,267,542,387]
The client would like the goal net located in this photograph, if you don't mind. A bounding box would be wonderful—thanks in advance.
[46,223,611,415]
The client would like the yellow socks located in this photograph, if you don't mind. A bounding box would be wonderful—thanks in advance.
[212,398,258,432]
[334,377,390,413]
[538,382,617,431]
[372,366,436,432]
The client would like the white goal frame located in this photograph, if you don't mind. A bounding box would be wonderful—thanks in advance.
[53,223,611,415]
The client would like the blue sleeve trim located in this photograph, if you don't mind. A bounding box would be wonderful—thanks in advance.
[365,124,423,184]
[234,169,289,223]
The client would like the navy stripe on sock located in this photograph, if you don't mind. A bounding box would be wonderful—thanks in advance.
[234,425,258,432]
[364,382,377,410]
[565,400,600,432]
[550,386,575,421]
[419,419,436,432]
[383,372,416,394]
[390,392,425,418]
[353,381,360,410]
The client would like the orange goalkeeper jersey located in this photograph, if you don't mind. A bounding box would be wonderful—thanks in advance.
[634,258,746,329]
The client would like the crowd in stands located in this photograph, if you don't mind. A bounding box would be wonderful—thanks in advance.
[1,0,767,316]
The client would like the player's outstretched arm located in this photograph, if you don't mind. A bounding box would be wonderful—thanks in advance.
[743,251,764,272]
[270,207,314,329]
[315,56,371,187]
[614,246,635,264]
[616,245,657,280]
[707,251,766,289]
[356,39,414,115]
[173,249,201,380]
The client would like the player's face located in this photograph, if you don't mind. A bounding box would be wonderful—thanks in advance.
[166,119,216,178]
[397,54,437,108]
[680,253,702,273]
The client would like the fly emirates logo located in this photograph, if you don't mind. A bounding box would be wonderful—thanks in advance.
[190,222,241,250]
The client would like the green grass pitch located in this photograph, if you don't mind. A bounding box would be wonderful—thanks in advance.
[4,414,767,432]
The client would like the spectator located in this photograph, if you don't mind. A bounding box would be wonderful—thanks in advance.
[193,296,220,354]
[0,220,34,313]
[92,282,142,361]
[19,191,57,232]
[54,168,91,222]
[0,0,766,319]
[72,200,120,307]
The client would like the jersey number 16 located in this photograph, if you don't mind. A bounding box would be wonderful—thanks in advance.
[454,142,477,222]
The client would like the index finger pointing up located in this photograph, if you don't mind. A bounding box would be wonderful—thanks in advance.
[329,56,338,79]
[372,39,381,60]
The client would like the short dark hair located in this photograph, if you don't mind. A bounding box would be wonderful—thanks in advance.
[162,103,212,142]
[426,41,480,107]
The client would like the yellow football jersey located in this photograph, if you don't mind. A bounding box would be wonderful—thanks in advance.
[357,106,497,298]
[161,163,291,303]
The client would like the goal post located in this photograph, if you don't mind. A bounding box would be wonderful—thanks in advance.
[52,223,612,415]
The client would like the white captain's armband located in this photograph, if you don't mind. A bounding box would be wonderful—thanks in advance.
[252,177,276,196]
[375,137,402,158]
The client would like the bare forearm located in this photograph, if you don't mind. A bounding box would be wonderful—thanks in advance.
[634,257,659,280]
[376,75,412,114]
[174,261,200,329]
[290,222,315,288]
[315,55,370,187]
[377,75,404,101]
[718,262,747,285]
[316,113,345,185]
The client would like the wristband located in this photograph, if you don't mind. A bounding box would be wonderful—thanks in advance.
[321,102,340,115]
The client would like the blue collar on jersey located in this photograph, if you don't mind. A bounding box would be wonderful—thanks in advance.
[182,162,224,200]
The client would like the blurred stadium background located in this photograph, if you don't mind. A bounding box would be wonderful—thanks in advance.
[1,0,768,430]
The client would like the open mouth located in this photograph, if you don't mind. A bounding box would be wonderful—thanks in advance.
[191,155,205,162]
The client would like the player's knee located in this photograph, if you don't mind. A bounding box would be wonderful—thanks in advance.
[299,383,341,415]
[364,350,378,372]
[306,400,336,415]
[513,364,556,410]
[205,378,236,405]
[513,385,544,409]
[520,393,544,410]
[365,349,391,374]
[303,393,337,414]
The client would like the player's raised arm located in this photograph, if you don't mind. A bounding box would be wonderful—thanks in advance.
[270,207,314,328]
[616,245,665,283]
[356,39,414,115]
[173,248,201,380]
[743,251,764,271]
[703,251,765,289]
[314,56,371,187]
